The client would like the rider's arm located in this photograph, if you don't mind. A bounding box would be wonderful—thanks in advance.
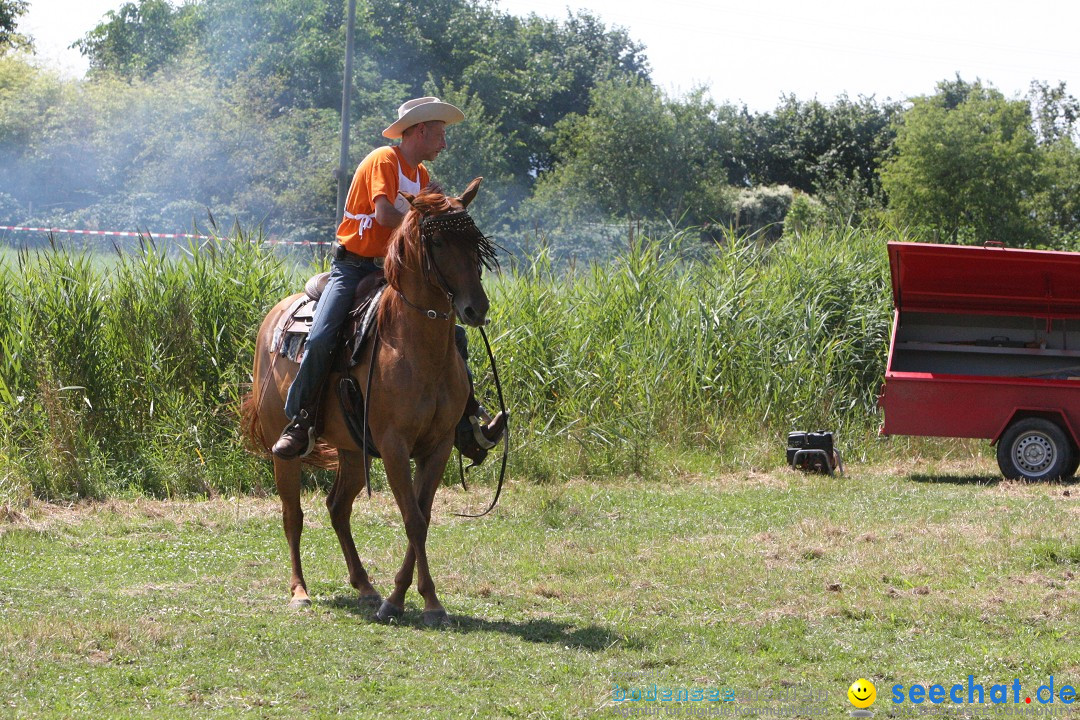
[374,195,405,228]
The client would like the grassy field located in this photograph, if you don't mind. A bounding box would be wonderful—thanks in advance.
[1,455,1077,719]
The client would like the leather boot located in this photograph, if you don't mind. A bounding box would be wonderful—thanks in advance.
[272,410,316,459]
[455,400,508,466]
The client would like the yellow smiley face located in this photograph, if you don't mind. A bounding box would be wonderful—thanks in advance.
[848,678,877,709]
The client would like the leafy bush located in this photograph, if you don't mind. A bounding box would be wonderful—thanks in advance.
[732,185,795,239]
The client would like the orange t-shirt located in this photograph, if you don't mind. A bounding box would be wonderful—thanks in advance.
[335,145,429,257]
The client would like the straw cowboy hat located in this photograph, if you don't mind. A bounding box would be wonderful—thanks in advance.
[382,96,465,139]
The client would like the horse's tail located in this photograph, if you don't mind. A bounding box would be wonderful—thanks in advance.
[239,386,270,457]
[303,442,339,471]
[239,385,340,470]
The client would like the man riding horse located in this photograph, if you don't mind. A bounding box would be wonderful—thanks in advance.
[272,97,508,461]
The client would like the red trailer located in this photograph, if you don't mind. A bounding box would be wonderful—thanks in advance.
[880,240,1080,480]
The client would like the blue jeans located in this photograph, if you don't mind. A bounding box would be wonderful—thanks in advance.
[284,255,380,421]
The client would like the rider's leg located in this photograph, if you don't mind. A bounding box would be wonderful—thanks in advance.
[274,257,376,459]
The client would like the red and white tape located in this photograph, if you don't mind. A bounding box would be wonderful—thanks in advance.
[0,225,335,246]
[263,239,337,246]
[0,224,210,240]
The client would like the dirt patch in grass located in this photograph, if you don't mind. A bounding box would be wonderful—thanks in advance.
[0,496,282,535]
[2,615,178,663]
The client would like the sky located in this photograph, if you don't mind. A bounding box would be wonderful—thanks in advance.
[18,0,1080,112]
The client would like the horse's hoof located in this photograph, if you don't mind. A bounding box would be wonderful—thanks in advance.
[422,609,450,628]
[358,592,383,609]
[289,597,312,610]
[375,600,404,623]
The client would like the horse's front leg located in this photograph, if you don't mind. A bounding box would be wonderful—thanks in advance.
[377,437,454,626]
[326,449,382,608]
[273,456,310,608]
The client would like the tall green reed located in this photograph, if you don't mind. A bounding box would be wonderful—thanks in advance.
[479,226,894,480]
[0,235,296,501]
[2,224,900,501]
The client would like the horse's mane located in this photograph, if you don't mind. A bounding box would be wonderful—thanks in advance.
[383,190,452,291]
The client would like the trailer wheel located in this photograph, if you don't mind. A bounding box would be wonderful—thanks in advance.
[996,418,1071,481]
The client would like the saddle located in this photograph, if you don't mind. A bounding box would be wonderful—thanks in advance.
[270,270,386,365]
[270,270,388,456]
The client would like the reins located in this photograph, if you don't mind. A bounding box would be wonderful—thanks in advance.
[452,324,509,518]
[362,323,380,498]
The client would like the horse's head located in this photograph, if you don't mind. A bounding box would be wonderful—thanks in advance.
[386,177,498,327]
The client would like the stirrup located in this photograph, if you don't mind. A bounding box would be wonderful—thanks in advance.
[469,416,497,450]
[470,410,508,450]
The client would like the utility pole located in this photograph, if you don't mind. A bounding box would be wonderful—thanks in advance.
[336,0,357,224]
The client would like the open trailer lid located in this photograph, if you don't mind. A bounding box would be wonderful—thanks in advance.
[887,241,1080,317]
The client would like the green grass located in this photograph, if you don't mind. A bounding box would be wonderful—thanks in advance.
[1,458,1077,718]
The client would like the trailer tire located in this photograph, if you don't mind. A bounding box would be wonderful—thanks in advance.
[997,418,1071,481]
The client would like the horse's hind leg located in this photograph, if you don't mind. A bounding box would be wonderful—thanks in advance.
[274,456,310,608]
[326,450,382,607]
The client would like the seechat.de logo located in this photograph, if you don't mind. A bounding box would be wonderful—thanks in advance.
[848,678,877,717]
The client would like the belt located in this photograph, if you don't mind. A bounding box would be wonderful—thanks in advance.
[334,244,384,267]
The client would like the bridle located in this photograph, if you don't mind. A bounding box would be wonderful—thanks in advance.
[395,209,493,321]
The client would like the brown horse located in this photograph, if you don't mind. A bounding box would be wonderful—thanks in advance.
[243,177,496,626]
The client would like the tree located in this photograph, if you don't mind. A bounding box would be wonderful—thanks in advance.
[1,77,118,226]
[361,0,649,177]
[743,94,900,196]
[16,0,664,241]
[1028,79,1080,240]
[74,0,203,79]
[418,82,522,229]
[513,10,650,174]
[1032,137,1080,240]
[880,79,1042,244]
[1029,80,1079,145]
[199,0,344,110]
[526,79,737,227]
[0,0,30,53]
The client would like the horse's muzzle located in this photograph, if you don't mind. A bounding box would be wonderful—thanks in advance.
[457,304,488,325]
[456,298,489,327]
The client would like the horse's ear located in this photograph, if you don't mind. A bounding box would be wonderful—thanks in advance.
[459,177,483,208]
[400,192,416,206]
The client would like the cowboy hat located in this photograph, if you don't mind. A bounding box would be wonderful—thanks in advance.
[382,97,465,139]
